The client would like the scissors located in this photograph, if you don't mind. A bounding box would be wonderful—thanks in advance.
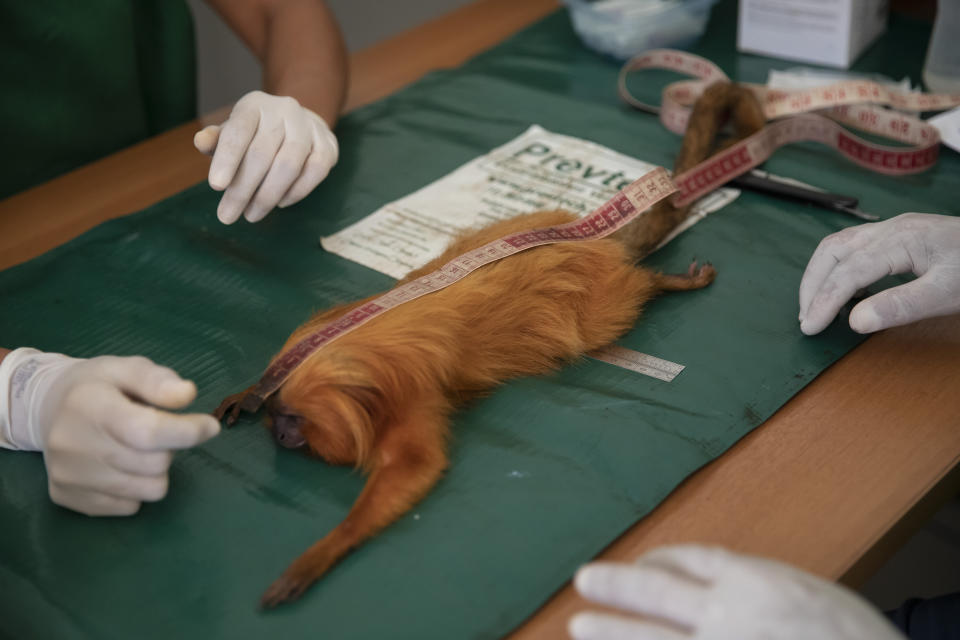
[730,169,879,221]
[629,103,880,221]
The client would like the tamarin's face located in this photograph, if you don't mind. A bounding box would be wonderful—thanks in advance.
[265,396,308,449]
[267,376,381,467]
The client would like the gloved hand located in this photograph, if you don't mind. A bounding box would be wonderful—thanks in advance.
[0,348,220,516]
[570,545,906,640]
[194,90,339,225]
[798,212,960,335]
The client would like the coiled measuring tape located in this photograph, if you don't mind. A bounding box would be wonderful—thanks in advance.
[619,49,960,201]
[228,51,960,415]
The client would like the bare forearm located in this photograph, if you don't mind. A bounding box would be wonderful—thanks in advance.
[262,1,347,125]
[205,0,348,126]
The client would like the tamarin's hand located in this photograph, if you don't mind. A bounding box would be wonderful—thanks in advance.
[194,90,339,224]
[799,213,960,335]
[0,349,219,516]
[570,545,906,640]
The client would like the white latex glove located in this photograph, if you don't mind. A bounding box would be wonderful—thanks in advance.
[0,348,220,516]
[194,90,339,225]
[798,212,960,335]
[570,545,906,640]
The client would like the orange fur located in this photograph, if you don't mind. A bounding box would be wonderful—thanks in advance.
[217,83,765,607]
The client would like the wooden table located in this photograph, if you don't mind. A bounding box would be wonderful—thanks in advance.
[2,1,959,638]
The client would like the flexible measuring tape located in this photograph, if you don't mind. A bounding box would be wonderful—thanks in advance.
[232,52,960,414]
[618,49,960,191]
[235,168,678,413]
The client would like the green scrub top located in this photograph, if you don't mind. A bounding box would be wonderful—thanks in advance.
[0,1,197,199]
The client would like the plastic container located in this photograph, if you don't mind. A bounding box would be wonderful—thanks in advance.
[923,0,960,94]
[563,0,721,60]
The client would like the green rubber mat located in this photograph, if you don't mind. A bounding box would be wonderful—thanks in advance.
[1,2,952,638]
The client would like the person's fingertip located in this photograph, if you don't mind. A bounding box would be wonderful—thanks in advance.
[568,613,605,640]
[200,415,222,440]
[175,377,197,396]
[568,613,590,639]
[208,158,234,190]
[849,303,883,334]
[573,565,600,596]
[193,127,219,154]
[277,189,307,209]
[209,171,231,191]
[157,378,196,406]
[244,206,271,223]
[799,318,820,335]
[217,203,240,225]
[193,131,207,151]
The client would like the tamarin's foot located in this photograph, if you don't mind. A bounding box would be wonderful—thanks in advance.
[212,388,257,425]
[260,571,311,609]
[655,260,717,291]
[687,260,716,285]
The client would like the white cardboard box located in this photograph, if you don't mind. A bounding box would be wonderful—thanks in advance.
[737,0,888,68]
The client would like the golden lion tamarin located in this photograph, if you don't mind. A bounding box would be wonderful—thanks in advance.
[215,83,765,608]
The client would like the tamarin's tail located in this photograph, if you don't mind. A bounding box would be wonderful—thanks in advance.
[613,82,766,261]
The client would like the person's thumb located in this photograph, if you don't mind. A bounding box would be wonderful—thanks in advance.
[849,271,955,333]
[193,125,221,155]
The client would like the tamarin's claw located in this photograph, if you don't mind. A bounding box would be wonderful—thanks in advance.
[690,261,716,286]
[212,390,250,426]
[260,574,310,609]
[686,260,716,281]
